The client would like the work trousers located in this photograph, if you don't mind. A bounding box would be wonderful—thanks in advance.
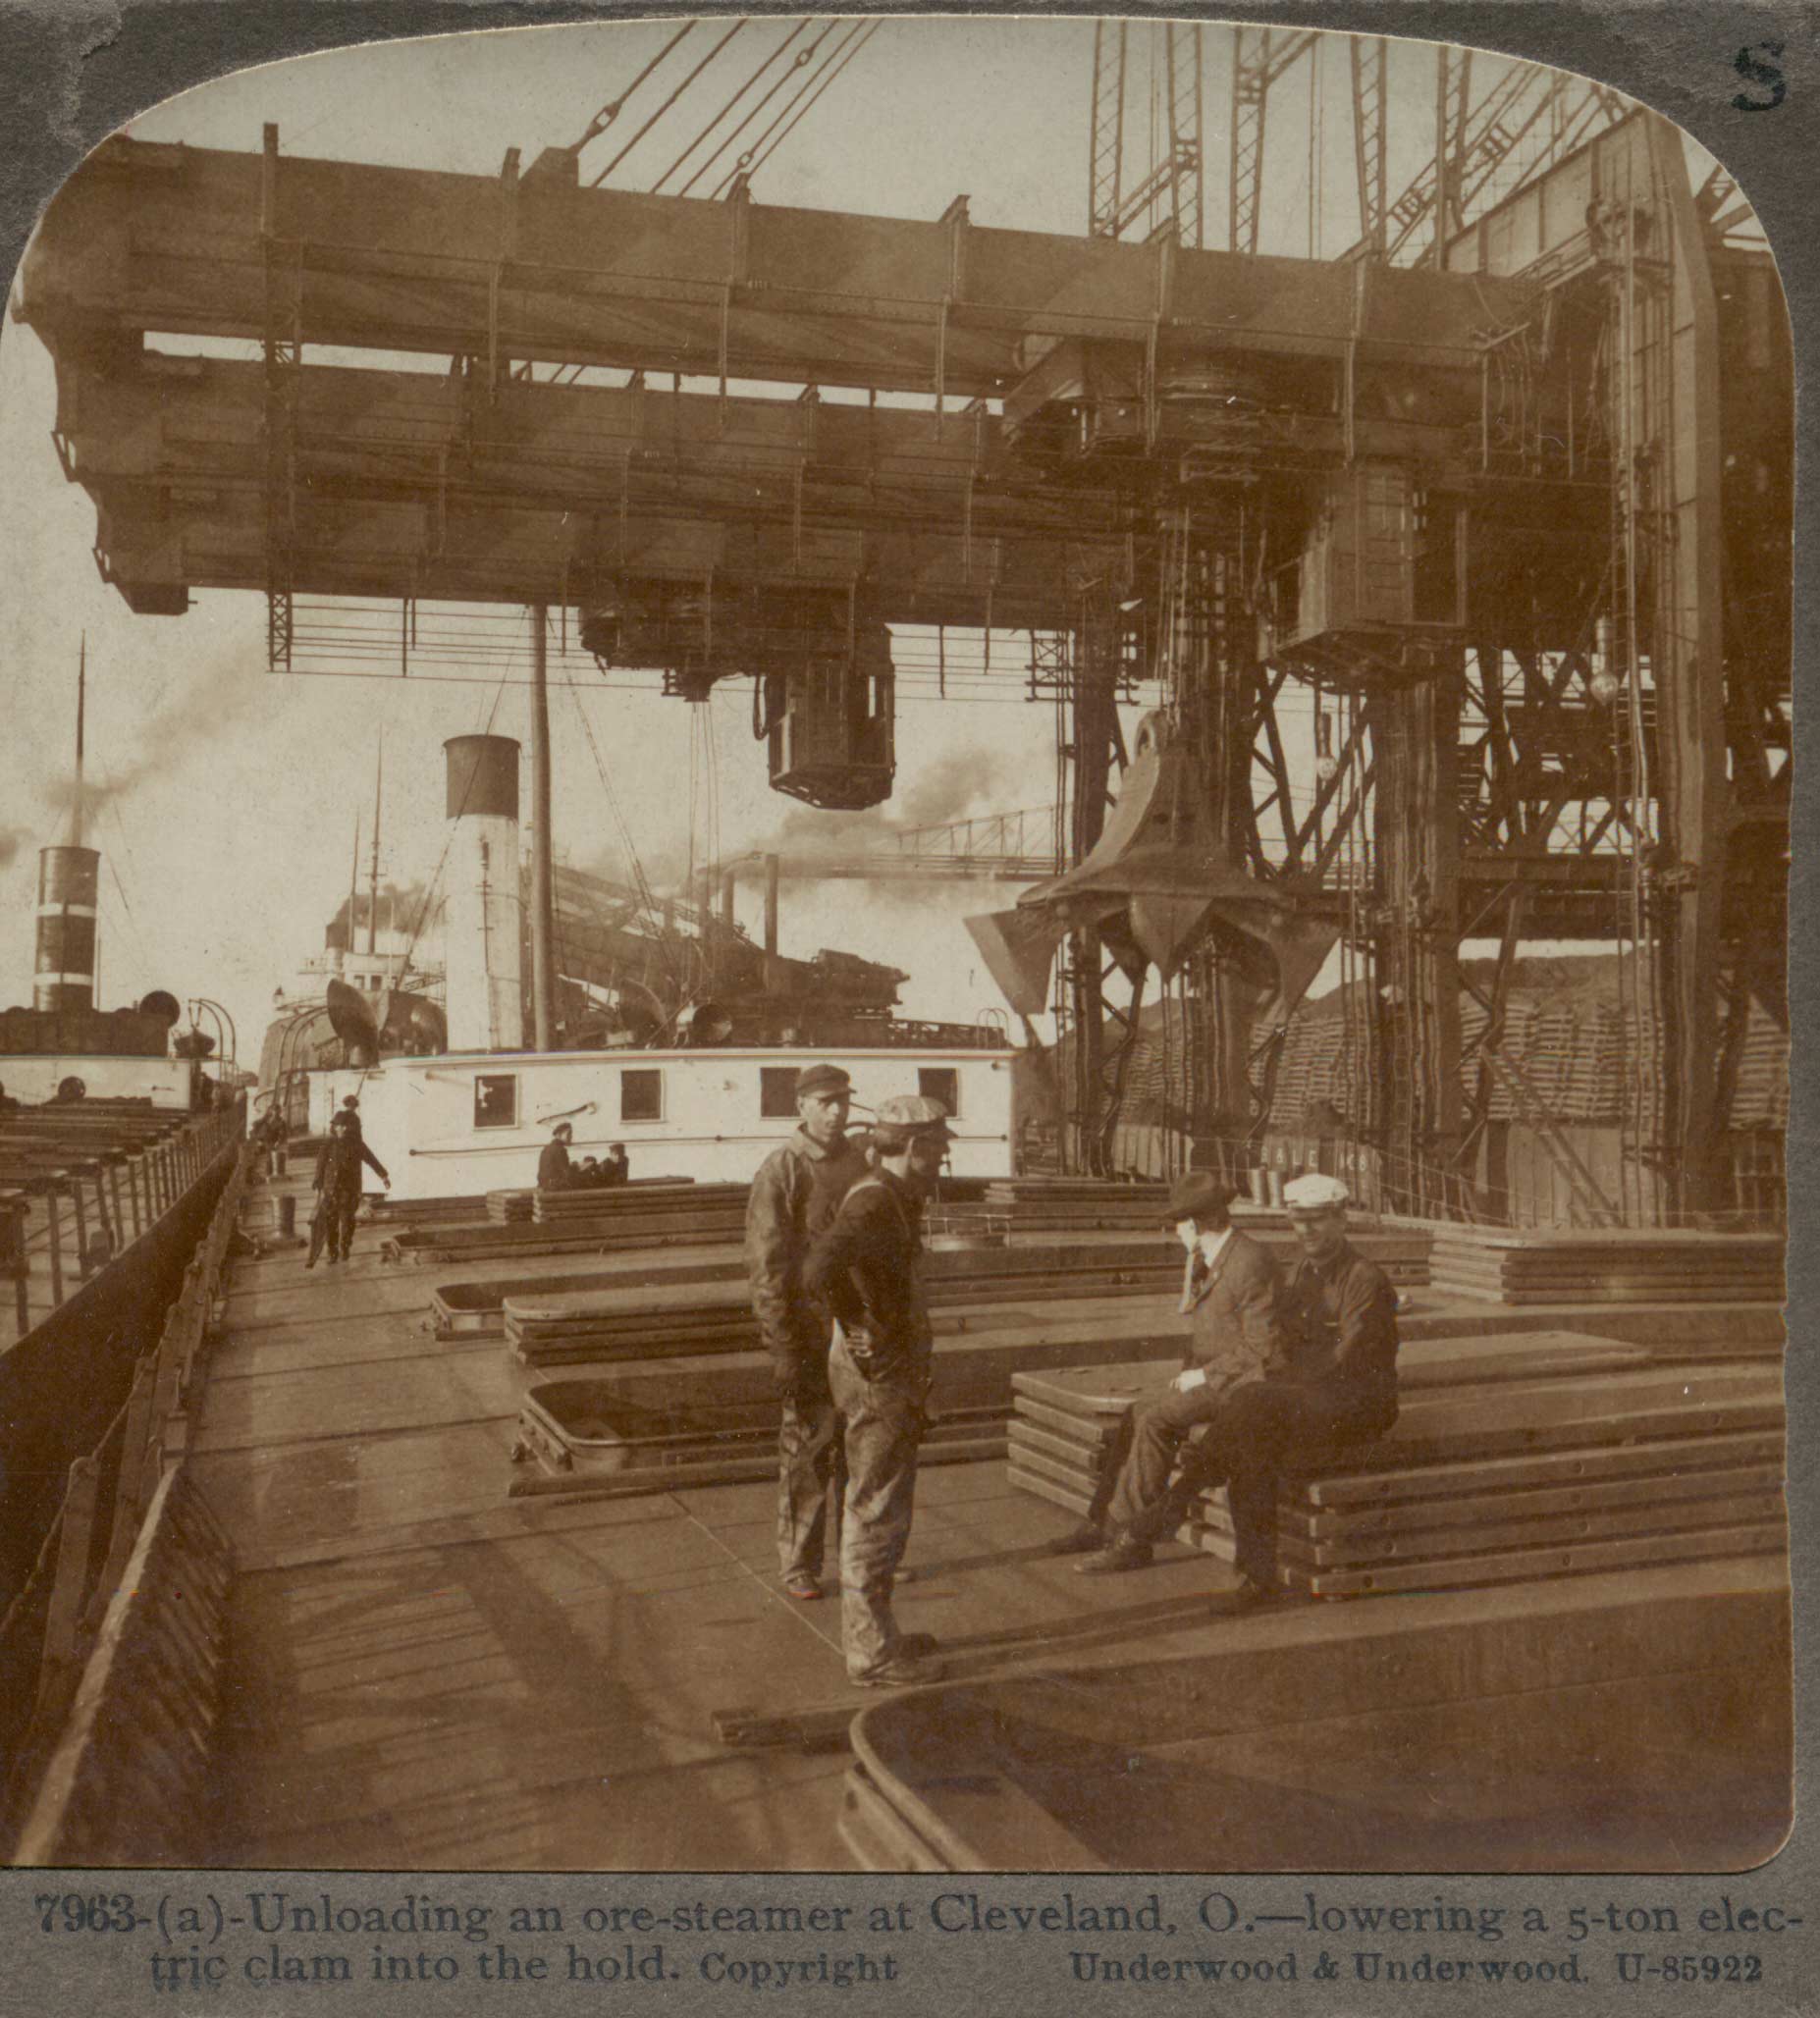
[308,1189,360,1264]
[1105,1377,1252,1535]
[776,1360,841,1582]
[828,1330,926,1680]
[1120,1381,1396,1586]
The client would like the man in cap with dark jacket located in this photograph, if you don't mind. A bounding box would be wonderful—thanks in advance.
[1073,1173,1398,1601]
[804,1094,950,1687]
[745,1064,869,1600]
[308,1107,390,1267]
[1053,1171,1287,1567]
[537,1121,576,1193]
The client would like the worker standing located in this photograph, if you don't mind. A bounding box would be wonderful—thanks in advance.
[308,1108,389,1267]
[538,1120,577,1192]
[745,1065,868,1602]
[804,1094,950,1688]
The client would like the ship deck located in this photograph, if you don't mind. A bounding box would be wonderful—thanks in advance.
[190,1168,1790,1872]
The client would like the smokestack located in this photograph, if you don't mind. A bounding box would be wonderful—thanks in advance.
[443,735,524,1052]
[39,643,99,1012]
[763,853,779,955]
[34,846,100,1013]
[720,872,735,927]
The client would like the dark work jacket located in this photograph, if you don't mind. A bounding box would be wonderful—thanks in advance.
[1181,1229,1289,1391]
[1280,1239,1399,1407]
[314,1133,388,1199]
[804,1169,932,1377]
[537,1141,574,1191]
[745,1128,870,1378]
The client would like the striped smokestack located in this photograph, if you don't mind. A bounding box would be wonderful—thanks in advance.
[34,845,100,1012]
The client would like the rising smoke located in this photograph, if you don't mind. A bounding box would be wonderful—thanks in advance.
[0,826,27,872]
[328,879,443,952]
[44,651,263,826]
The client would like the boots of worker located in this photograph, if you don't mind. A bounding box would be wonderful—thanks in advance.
[1046,1521,1107,1557]
[1074,1534,1154,1575]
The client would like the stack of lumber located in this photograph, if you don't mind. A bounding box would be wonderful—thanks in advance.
[531,1179,737,1226]
[366,1193,491,1225]
[981,1178,1169,1235]
[514,1378,1007,1489]
[1428,1227,1786,1304]
[384,1184,748,1262]
[487,1191,535,1224]
[1007,1349,1787,1598]
[503,1237,1187,1365]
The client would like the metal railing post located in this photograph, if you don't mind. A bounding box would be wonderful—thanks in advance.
[71,1175,91,1277]
[37,1455,101,1707]
[44,1184,65,1306]
[2,1191,27,1337]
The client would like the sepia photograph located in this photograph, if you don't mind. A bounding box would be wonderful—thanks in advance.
[0,3,1795,1904]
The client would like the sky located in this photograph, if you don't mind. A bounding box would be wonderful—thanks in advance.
[0,16,1680,1069]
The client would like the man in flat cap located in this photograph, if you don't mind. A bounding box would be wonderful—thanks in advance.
[537,1120,576,1193]
[1054,1170,1287,1567]
[804,1094,951,1687]
[1075,1174,1399,1602]
[746,1064,870,1601]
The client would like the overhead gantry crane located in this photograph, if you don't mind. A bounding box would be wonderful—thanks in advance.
[15,32,1789,1220]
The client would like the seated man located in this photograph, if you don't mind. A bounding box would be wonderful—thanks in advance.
[1070,1173,1400,1603]
[600,1142,630,1187]
[537,1120,576,1191]
[1049,1171,1286,1565]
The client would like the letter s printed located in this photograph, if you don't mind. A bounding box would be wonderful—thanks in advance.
[1734,41,1787,111]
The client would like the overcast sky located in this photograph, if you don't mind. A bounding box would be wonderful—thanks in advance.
[0,17,1680,1067]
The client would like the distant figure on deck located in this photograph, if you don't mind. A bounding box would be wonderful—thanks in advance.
[538,1121,576,1192]
[804,1094,952,1688]
[308,1109,390,1268]
[600,1142,630,1188]
[746,1064,868,1603]
[0,1080,17,1117]
[1050,1172,1286,1567]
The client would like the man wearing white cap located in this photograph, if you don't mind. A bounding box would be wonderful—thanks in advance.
[804,1094,951,1687]
[1074,1172,1399,1600]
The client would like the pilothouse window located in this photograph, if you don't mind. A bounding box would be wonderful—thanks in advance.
[473,1074,517,1130]
[918,1067,960,1118]
[759,1067,801,1118]
[620,1069,663,1123]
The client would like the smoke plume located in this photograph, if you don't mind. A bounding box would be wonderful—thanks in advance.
[44,651,260,826]
[0,826,27,872]
[329,879,442,952]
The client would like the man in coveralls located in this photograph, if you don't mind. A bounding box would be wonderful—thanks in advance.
[307,1107,389,1267]
[745,1065,869,1601]
[804,1094,951,1688]
[1069,1172,1398,1602]
[1048,1170,1288,1565]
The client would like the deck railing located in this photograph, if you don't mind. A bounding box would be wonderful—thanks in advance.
[0,1099,245,1340]
[0,1123,249,1860]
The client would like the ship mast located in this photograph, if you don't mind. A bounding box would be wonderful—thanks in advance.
[528,603,557,1049]
[69,635,85,848]
[348,810,361,962]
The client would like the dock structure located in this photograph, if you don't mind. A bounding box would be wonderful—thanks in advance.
[15,39,1789,1223]
[0,24,1792,1876]
[130,1163,1782,1871]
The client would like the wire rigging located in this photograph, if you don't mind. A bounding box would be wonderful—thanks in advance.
[589,19,751,187]
[652,18,815,193]
[567,21,699,155]
[708,19,877,198]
